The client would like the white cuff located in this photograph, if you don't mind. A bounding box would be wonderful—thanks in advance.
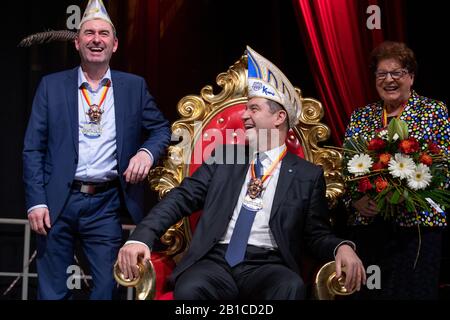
[333,240,357,258]
[125,240,151,252]
[27,204,48,214]
[138,148,154,164]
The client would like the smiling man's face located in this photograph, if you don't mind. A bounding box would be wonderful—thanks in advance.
[241,97,287,149]
[75,19,118,66]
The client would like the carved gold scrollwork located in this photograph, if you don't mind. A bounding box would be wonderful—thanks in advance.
[148,146,183,199]
[160,221,187,256]
[294,92,344,208]
[176,95,209,123]
[314,149,344,208]
[201,56,247,104]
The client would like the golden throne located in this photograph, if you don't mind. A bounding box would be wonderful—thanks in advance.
[115,53,349,300]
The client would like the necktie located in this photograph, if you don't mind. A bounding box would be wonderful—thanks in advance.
[225,153,264,267]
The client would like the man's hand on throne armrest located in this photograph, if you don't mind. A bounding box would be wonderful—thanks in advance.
[117,242,151,280]
[335,244,366,293]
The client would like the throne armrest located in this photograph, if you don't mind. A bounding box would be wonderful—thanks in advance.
[114,252,176,300]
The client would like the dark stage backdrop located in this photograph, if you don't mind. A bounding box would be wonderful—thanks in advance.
[0,0,448,299]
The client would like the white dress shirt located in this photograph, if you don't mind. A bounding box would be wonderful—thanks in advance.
[219,144,287,250]
[75,67,118,182]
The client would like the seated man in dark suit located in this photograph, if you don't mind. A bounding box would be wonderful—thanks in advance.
[117,46,366,299]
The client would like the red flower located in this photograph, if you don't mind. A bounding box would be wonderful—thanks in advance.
[419,152,433,166]
[358,177,373,193]
[372,162,385,170]
[427,141,441,155]
[399,137,420,154]
[375,176,389,193]
[367,137,386,151]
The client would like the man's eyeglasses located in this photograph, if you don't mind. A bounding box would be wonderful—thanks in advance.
[375,69,409,80]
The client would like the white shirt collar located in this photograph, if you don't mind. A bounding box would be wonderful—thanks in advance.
[77,67,112,91]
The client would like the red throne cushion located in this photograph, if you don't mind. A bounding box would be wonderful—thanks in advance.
[152,103,305,300]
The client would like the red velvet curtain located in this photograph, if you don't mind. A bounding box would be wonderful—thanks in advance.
[112,0,187,99]
[110,0,160,92]
[293,0,406,144]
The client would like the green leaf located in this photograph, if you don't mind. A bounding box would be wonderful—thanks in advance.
[404,196,416,213]
[387,118,409,141]
[389,190,401,205]
[403,189,409,201]
[376,199,386,212]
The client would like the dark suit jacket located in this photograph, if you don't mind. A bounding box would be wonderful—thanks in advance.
[130,145,344,283]
[23,67,171,224]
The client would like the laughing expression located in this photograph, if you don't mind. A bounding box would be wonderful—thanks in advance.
[75,19,118,66]
[242,97,286,148]
[375,58,414,108]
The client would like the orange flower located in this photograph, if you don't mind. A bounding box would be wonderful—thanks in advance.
[375,176,389,192]
[379,153,391,166]
[399,137,420,154]
[419,152,433,166]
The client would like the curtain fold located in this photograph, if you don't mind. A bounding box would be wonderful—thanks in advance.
[111,0,160,92]
[293,0,405,144]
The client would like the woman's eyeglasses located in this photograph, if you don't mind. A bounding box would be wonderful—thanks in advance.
[375,69,409,80]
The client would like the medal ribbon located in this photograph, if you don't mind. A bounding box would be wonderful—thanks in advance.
[250,147,288,184]
[80,80,111,112]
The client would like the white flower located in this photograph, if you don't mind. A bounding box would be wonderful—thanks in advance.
[392,133,400,141]
[388,153,416,179]
[407,163,432,190]
[348,154,373,176]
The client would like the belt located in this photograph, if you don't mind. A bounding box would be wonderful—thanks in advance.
[71,179,119,195]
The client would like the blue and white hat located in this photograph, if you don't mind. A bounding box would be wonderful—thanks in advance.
[78,0,114,30]
[247,46,301,128]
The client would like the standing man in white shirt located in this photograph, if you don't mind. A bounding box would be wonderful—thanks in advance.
[23,0,170,299]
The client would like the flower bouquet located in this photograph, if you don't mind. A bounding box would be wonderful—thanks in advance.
[343,118,450,221]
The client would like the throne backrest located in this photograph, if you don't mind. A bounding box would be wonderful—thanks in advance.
[149,54,344,258]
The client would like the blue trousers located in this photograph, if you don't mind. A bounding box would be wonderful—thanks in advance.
[36,187,123,300]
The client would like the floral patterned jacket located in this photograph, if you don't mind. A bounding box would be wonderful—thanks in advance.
[344,91,449,227]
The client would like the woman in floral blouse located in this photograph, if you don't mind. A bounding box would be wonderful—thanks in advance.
[344,41,449,299]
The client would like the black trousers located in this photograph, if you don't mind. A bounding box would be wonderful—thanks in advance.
[349,219,443,300]
[174,244,305,300]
